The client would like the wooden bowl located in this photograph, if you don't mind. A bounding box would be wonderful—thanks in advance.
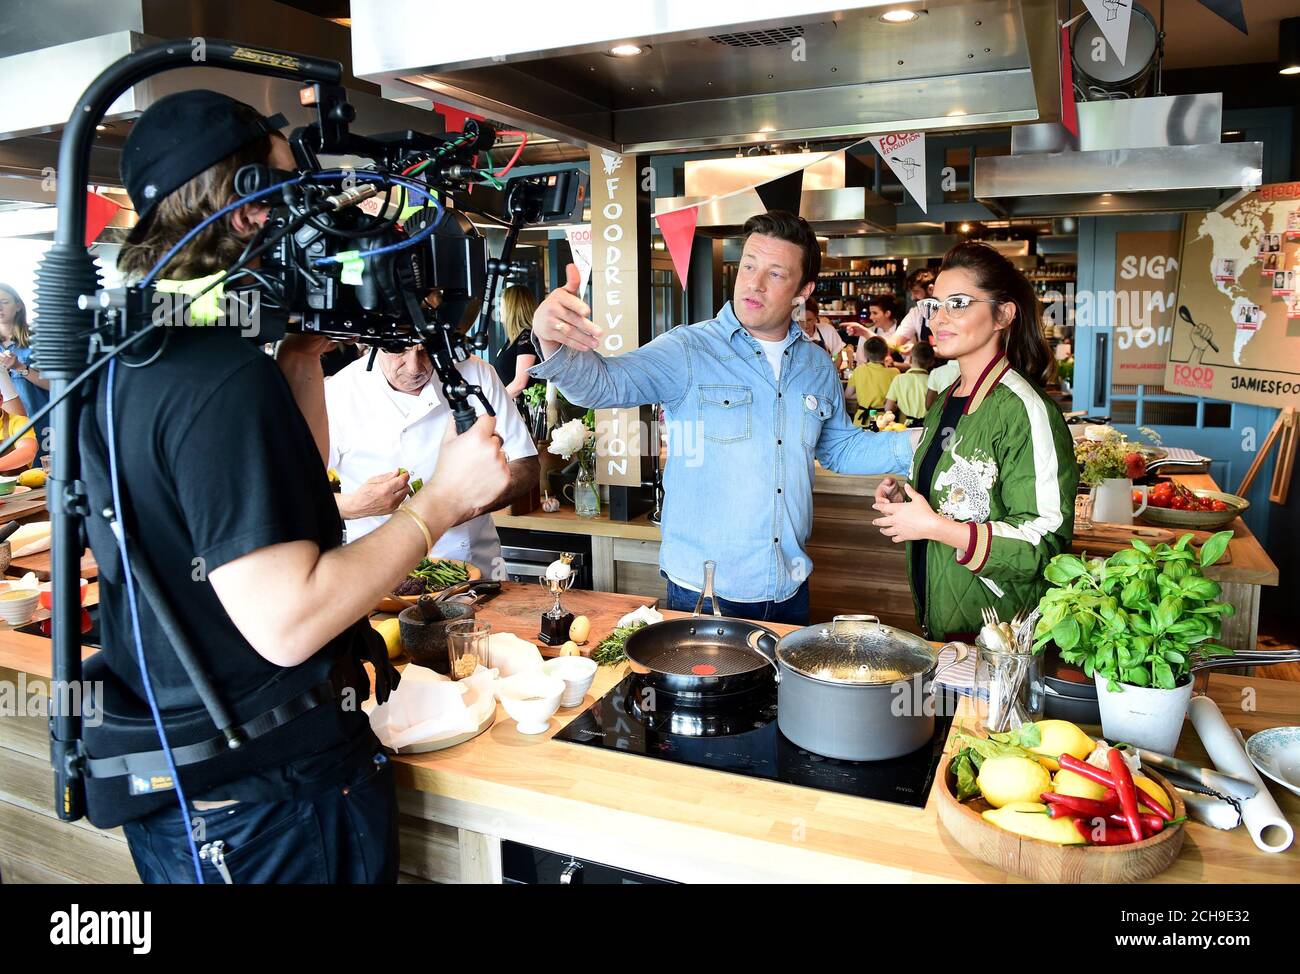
[374,560,482,613]
[936,758,1185,883]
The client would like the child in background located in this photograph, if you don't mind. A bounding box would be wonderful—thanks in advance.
[884,340,935,424]
[849,336,897,427]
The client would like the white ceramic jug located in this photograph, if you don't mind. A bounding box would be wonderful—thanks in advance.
[1090,478,1147,525]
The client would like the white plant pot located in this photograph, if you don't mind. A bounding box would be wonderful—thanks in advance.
[1094,674,1194,755]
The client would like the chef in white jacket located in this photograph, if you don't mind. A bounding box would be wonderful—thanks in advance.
[325,345,539,574]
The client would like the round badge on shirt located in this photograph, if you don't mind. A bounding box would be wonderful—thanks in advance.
[804,394,817,411]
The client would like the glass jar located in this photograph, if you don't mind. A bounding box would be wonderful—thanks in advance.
[975,644,1044,732]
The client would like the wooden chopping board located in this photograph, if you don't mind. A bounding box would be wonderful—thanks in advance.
[472,585,657,658]
[0,487,49,526]
[7,548,99,580]
[1071,523,1231,563]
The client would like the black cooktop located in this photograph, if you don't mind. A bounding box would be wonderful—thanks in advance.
[553,674,954,808]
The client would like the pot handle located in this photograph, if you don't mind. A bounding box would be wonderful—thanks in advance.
[934,642,972,681]
[831,614,879,633]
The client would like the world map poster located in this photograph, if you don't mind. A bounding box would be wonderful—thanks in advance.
[1165,182,1300,408]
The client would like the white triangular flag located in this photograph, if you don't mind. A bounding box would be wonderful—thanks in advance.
[868,132,927,213]
[1082,0,1133,65]
[564,224,593,299]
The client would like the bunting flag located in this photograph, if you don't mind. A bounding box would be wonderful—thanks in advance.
[755,167,805,216]
[1060,25,1079,138]
[655,205,698,289]
[563,224,594,298]
[1082,0,1133,65]
[1195,0,1247,34]
[85,191,119,247]
[868,132,927,213]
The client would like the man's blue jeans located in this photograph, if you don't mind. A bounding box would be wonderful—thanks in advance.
[123,750,398,884]
[665,578,810,626]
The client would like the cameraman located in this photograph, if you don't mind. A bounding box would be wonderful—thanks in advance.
[78,90,509,883]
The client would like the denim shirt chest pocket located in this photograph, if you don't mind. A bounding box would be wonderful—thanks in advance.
[698,384,753,443]
[799,392,835,449]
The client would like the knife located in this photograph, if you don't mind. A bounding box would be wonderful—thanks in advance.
[1137,748,1259,801]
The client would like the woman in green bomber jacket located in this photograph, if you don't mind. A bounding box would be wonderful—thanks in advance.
[871,242,1078,640]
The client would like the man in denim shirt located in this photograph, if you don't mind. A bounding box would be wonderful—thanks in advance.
[530,211,916,624]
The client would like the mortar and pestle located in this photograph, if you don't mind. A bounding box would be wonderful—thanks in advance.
[397,581,501,673]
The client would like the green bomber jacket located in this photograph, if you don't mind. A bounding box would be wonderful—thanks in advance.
[905,353,1079,640]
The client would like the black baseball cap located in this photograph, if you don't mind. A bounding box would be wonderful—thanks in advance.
[121,90,288,225]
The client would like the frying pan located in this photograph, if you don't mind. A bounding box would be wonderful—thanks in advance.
[624,561,779,700]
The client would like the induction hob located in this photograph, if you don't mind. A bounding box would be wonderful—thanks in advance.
[553,673,955,808]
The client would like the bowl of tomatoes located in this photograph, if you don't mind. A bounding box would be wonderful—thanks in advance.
[1136,481,1248,530]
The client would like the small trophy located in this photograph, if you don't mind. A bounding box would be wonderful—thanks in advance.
[538,552,577,645]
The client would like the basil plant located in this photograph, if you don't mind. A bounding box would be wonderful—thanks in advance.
[1033,531,1235,691]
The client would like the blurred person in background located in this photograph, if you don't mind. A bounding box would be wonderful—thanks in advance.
[494,284,541,400]
[0,284,49,463]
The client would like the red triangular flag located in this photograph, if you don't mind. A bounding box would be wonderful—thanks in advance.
[1060,25,1079,139]
[656,206,697,289]
[85,191,119,247]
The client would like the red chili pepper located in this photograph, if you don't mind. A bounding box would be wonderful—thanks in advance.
[1057,755,1174,823]
[1108,747,1146,843]
[1072,815,1135,845]
[1107,812,1166,832]
[1040,792,1120,817]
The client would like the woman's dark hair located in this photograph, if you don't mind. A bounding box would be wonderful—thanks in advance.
[741,210,821,289]
[0,284,31,347]
[938,241,1052,386]
[869,293,898,320]
[118,102,275,282]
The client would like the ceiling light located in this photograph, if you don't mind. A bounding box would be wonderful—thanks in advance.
[880,9,921,24]
[947,109,967,117]
[1281,17,1300,75]
[959,222,971,233]
[609,44,644,57]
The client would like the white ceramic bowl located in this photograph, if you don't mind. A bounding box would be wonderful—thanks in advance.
[0,589,40,626]
[542,656,598,708]
[496,673,566,734]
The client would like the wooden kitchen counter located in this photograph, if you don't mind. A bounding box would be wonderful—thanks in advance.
[1,600,1292,884]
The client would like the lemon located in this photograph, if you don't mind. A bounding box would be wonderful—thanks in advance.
[16,469,45,488]
[976,755,1052,808]
[1052,767,1109,801]
[1028,719,1095,772]
[982,802,1085,844]
[373,618,403,660]
[1133,774,1173,814]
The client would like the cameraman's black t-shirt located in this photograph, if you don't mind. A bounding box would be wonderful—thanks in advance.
[78,329,378,802]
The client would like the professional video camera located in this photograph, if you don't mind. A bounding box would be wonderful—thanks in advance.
[27,40,586,834]
[83,80,585,433]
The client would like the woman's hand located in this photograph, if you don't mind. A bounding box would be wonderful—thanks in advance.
[0,350,17,371]
[872,483,942,543]
[845,323,870,339]
[874,476,905,507]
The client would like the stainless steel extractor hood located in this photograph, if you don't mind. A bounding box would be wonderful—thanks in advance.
[828,234,960,258]
[0,0,444,233]
[351,0,1064,154]
[974,93,1265,217]
[656,150,895,236]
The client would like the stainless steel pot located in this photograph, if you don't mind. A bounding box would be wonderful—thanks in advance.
[775,615,967,761]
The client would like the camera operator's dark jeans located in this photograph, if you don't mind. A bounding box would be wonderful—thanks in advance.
[123,751,398,884]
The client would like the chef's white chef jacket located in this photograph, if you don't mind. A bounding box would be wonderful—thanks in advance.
[325,353,537,573]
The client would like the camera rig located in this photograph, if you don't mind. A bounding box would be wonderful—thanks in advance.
[32,40,585,824]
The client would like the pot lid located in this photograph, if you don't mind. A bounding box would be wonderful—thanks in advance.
[776,615,937,685]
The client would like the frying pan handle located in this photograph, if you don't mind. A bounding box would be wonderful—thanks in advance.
[693,560,722,618]
[746,628,781,684]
